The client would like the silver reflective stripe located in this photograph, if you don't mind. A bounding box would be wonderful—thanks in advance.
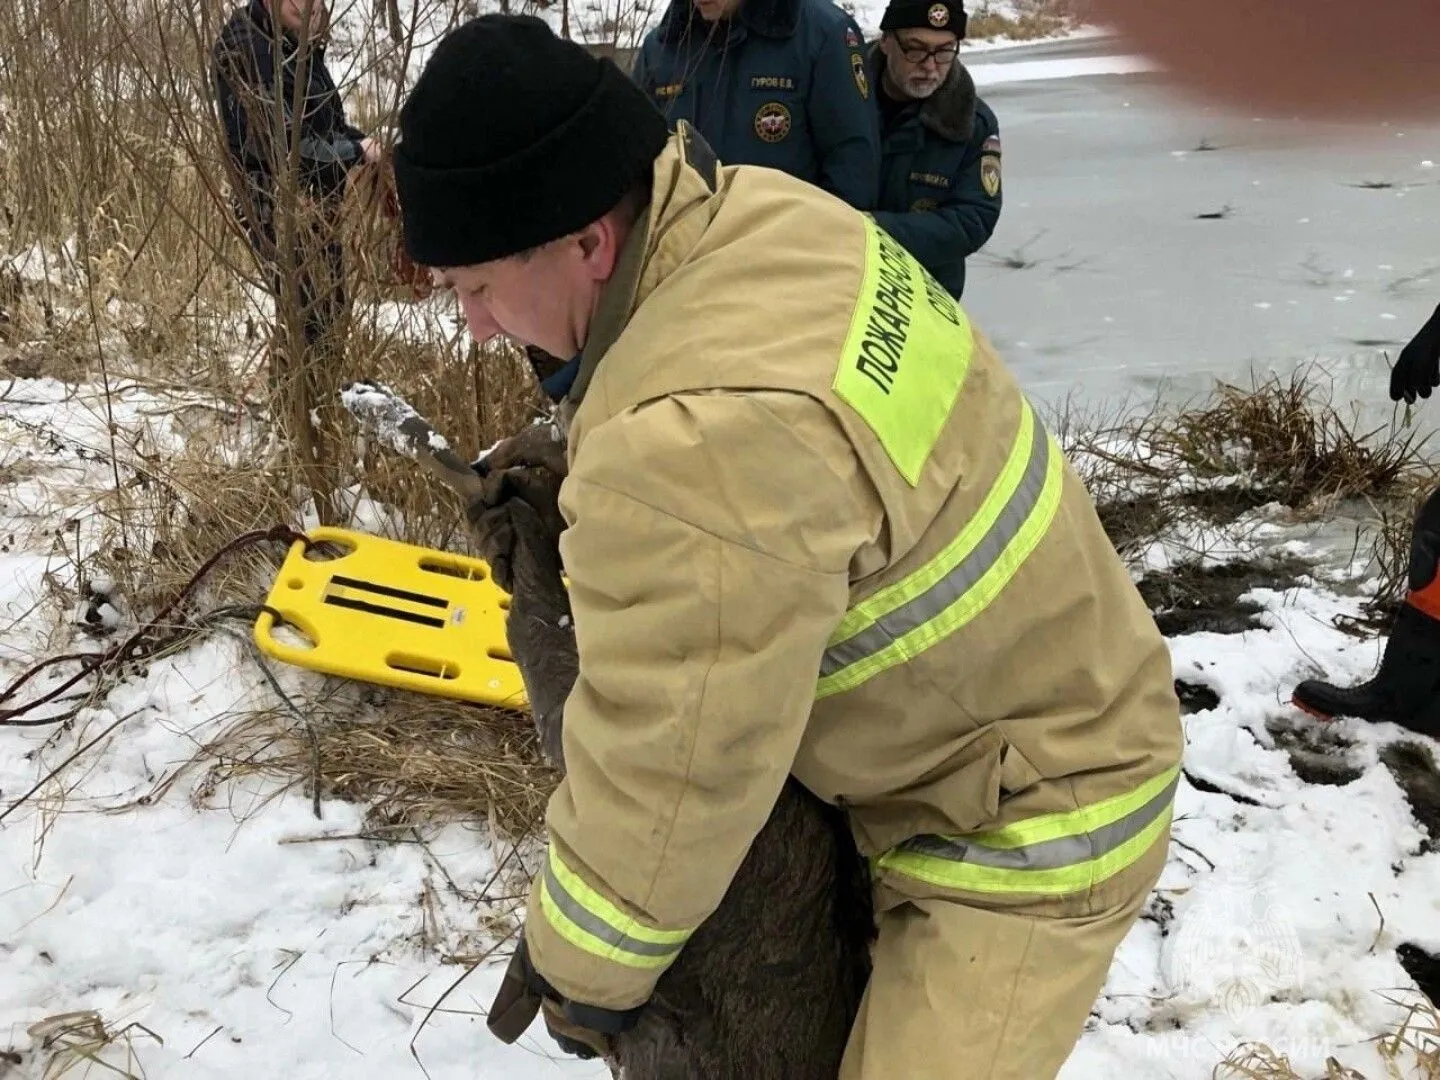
[896,770,1180,871]
[542,860,683,960]
[820,415,1051,677]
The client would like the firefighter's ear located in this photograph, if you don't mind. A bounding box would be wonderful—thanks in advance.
[574,216,623,283]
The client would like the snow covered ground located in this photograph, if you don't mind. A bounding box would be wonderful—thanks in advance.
[3,16,1439,1078]
[2,374,1439,1080]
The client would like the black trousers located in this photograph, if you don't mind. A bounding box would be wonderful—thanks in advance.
[237,189,347,364]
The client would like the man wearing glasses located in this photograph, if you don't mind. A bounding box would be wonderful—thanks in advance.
[868,0,1001,299]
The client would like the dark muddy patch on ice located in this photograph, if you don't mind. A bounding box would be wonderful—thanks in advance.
[1138,893,1175,937]
[1174,679,1220,714]
[1175,486,1287,525]
[1265,714,1363,786]
[1097,494,1172,559]
[1137,555,1311,636]
[1381,741,1440,853]
[1397,943,1440,1009]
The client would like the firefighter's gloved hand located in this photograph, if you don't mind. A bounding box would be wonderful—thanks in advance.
[486,934,641,1061]
[1390,303,1440,403]
[486,941,544,1043]
[540,999,610,1061]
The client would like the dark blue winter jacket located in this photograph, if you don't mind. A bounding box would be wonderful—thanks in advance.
[211,0,367,239]
[870,47,1001,298]
[631,0,881,211]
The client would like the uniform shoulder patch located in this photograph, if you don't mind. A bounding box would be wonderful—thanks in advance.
[980,153,1001,198]
[845,26,861,47]
[851,52,870,100]
[981,135,1002,155]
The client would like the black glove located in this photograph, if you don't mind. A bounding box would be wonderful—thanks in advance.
[486,933,644,1060]
[1390,303,1440,404]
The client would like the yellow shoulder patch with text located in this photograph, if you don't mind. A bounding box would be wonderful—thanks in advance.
[833,219,974,485]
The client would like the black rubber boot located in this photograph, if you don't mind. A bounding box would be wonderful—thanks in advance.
[1292,604,1440,737]
[1292,486,1440,739]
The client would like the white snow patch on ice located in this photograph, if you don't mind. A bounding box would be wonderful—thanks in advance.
[969,54,1160,88]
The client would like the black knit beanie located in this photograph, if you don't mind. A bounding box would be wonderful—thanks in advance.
[880,0,967,36]
[393,14,670,268]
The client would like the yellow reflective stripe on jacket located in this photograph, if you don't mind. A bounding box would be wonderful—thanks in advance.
[832,219,975,487]
[876,764,1180,896]
[538,845,694,970]
[817,398,1063,699]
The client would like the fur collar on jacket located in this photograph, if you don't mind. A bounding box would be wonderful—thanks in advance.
[870,43,976,143]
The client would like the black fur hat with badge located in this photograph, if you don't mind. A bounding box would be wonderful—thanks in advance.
[879,0,967,36]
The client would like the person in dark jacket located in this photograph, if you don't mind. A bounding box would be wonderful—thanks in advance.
[211,0,376,361]
[1290,304,1440,738]
[630,0,881,211]
[868,0,1000,298]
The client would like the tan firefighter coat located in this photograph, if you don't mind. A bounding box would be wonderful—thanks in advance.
[521,123,1184,1013]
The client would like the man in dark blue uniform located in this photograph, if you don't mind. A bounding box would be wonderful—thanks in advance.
[868,0,1000,298]
[630,0,880,211]
[211,0,376,364]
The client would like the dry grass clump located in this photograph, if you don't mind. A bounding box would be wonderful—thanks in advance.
[1055,366,1436,569]
[1145,371,1428,514]
[1215,997,1439,1079]
[1215,1046,1369,1079]
[0,0,554,537]
[191,683,557,841]
[966,0,1090,40]
[14,1010,160,1080]
[90,452,310,616]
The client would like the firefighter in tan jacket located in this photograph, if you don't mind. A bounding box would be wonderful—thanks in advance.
[392,15,1183,1079]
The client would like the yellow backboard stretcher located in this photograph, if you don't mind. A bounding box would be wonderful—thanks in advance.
[253,526,530,711]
